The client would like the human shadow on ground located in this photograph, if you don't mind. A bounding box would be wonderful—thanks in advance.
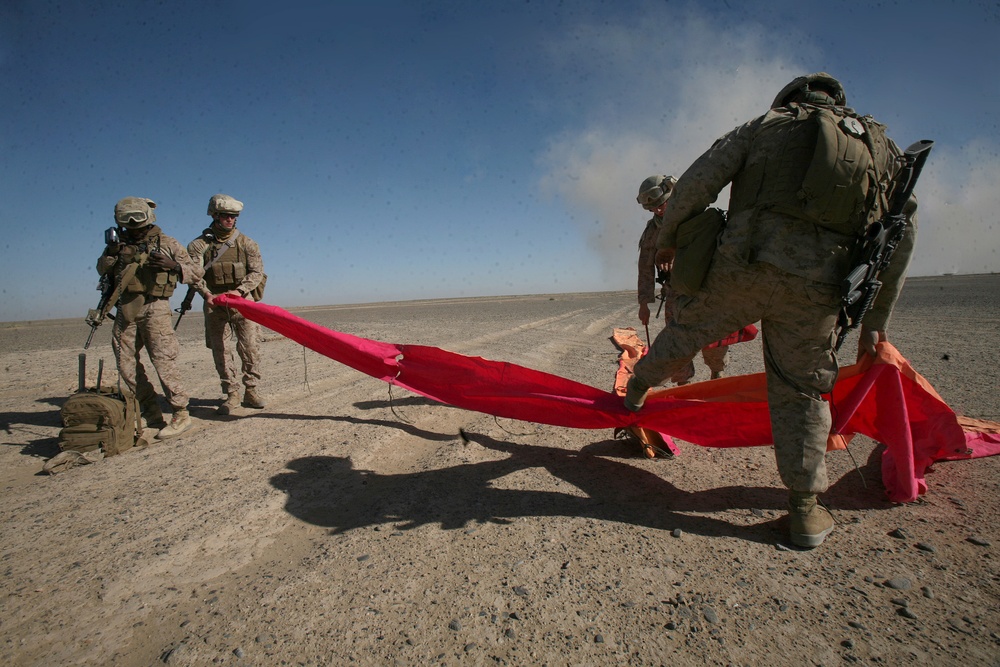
[270,429,794,545]
[0,397,66,459]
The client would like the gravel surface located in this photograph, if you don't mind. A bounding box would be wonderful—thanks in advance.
[1,275,998,666]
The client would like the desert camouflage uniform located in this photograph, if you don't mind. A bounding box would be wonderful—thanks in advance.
[187,229,265,396]
[97,227,203,413]
[638,215,727,383]
[632,83,916,494]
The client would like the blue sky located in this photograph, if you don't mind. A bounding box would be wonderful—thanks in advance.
[2,0,998,322]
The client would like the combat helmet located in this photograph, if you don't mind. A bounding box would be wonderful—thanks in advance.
[207,193,244,217]
[636,175,678,211]
[114,197,157,229]
[771,72,847,109]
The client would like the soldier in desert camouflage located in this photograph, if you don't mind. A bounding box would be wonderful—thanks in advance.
[97,197,204,439]
[624,73,917,548]
[636,174,727,384]
[187,194,266,415]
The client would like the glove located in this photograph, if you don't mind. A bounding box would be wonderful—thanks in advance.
[147,250,179,272]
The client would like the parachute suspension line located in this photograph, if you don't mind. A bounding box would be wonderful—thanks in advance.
[492,415,538,437]
[387,383,414,424]
[301,345,311,393]
[843,442,867,489]
[828,395,866,488]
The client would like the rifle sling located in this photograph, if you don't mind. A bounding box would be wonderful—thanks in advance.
[105,262,139,315]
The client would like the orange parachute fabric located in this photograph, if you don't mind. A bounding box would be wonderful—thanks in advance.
[217,295,1000,503]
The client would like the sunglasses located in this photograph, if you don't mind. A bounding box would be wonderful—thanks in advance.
[218,212,239,220]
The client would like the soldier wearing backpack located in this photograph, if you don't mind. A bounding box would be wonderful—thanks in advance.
[187,194,267,415]
[636,174,727,383]
[623,73,918,548]
[97,197,204,440]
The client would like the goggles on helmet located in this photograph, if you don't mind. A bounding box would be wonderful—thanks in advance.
[115,209,149,226]
[637,185,671,210]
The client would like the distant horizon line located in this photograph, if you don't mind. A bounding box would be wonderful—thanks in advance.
[2,272,997,327]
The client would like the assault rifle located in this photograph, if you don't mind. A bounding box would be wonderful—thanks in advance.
[84,227,139,348]
[654,267,670,319]
[84,261,138,349]
[835,139,934,351]
[173,288,197,330]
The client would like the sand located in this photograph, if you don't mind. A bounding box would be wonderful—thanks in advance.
[1,274,998,666]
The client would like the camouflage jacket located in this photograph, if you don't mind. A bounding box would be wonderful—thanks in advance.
[656,108,917,331]
[187,230,265,300]
[96,228,203,297]
[637,215,662,305]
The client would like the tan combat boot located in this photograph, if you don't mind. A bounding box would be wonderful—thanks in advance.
[788,491,834,548]
[623,377,649,412]
[242,386,266,409]
[157,409,192,440]
[216,391,241,415]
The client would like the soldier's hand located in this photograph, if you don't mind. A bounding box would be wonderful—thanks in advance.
[208,290,242,307]
[147,250,179,272]
[857,325,885,360]
[638,303,651,326]
[104,243,123,256]
[654,248,675,272]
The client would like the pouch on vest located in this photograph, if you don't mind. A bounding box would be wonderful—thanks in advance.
[670,207,726,297]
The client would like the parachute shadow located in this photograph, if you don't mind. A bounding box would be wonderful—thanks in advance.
[270,431,789,544]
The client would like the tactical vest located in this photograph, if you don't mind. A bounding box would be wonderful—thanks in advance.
[730,104,894,236]
[203,235,249,292]
[120,234,179,298]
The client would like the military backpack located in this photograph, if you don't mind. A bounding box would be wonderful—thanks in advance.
[58,387,142,457]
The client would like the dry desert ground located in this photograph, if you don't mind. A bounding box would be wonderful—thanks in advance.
[1,274,998,666]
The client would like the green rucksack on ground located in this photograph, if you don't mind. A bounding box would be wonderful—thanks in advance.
[59,388,142,456]
[57,355,144,458]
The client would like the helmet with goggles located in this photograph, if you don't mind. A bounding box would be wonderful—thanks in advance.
[771,72,847,109]
[114,197,157,229]
[636,175,677,211]
[207,193,244,218]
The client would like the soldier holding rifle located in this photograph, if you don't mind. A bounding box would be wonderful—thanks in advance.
[96,197,203,439]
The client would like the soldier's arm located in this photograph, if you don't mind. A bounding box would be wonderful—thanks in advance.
[186,238,213,298]
[637,222,657,305]
[234,238,265,298]
[656,119,758,249]
[862,195,918,332]
[162,237,204,286]
[96,253,117,276]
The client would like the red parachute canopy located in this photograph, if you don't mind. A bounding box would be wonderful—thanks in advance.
[216,295,1000,503]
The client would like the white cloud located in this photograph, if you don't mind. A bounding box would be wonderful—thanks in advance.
[537,7,1000,284]
[537,10,809,285]
[910,140,1000,276]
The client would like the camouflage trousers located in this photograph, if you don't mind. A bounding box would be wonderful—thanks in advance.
[634,254,840,493]
[204,303,262,395]
[658,286,728,384]
[112,296,189,412]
